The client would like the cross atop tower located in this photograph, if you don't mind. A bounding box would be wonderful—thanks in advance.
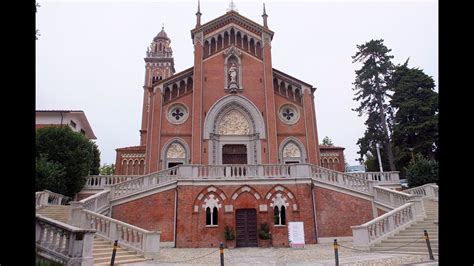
[227,0,238,12]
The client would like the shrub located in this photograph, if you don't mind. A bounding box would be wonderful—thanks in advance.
[258,222,270,240]
[405,154,438,188]
[224,225,235,240]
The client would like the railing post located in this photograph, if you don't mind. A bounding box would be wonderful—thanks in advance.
[220,242,224,266]
[68,201,85,227]
[408,197,425,218]
[424,230,435,260]
[350,225,370,250]
[109,220,117,240]
[143,231,161,259]
[110,240,118,266]
[82,231,95,266]
[41,191,50,206]
[425,184,436,198]
[333,239,339,266]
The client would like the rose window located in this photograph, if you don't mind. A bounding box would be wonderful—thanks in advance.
[279,104,299,125]
[167,104,189,124]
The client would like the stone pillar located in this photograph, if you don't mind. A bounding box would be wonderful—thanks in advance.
[143,231,161,259]
[68,201,85,228]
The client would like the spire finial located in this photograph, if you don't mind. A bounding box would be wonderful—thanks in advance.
[227,0,238,12]
[196,0,202,27]
[162,23,164,30]
[262,3,268,28]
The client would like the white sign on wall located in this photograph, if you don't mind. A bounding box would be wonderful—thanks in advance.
[288,221,305,248]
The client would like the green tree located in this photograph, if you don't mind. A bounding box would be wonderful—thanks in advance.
[36,126,100,197]
[35,154,67,193]
[321,136,334,146]
[352,39,396,171]
[99,163,116,175]
[390,59,438,175]
[405,154,438,187]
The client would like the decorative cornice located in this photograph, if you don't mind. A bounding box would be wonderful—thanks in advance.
[122,153,146,158]
[191,11,274,40]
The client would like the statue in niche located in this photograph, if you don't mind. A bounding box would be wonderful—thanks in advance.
[227,61,239,93]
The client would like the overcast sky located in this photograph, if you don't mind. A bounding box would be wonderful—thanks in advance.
[36,0,438,167]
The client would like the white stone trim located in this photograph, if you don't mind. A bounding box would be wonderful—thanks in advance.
[224,205,233,213]
[203,94,266,139]
[278,103,300,125]
[166,103,189,125]
[160,138,190,169]
[279,137,307,164]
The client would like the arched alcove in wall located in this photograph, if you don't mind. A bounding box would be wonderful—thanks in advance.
[203,95,266,165]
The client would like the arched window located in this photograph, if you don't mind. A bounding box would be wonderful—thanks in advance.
[272,193,288,226]
[206,207,211,225]
[213,207,218,225]
[274,206,286,225]
[164,141,187,168]
[205,206,219,226]
[282,142,302,164]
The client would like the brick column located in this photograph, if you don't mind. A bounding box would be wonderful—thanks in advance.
[262,33,278,163]
[191,32,204,164]
[302,88,320,164]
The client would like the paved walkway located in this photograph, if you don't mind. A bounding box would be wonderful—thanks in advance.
[124,242,438,266]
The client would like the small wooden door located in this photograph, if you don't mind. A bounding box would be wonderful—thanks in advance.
[235,209,258,247]
[222,144,247,164]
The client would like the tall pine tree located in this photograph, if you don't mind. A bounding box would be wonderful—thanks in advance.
[390,59,438,174]
[352,39,396,171]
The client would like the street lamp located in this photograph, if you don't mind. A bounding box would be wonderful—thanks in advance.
[376,143,383,173]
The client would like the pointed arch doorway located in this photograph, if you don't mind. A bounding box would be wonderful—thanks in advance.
[203,95,266,165]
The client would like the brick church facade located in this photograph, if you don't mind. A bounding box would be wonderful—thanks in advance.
[112,4,375,248]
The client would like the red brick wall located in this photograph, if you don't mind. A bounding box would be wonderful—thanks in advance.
[109,183,379,247]
[314,186,374,237]
[175,183,316,248]
[111,189,176,242]
[377,208,387,217]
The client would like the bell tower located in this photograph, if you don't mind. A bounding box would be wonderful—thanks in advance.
[140,26,175,146]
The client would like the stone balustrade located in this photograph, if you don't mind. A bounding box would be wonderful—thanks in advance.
[36,190,70,209]
[109,167,179,199]
[351,197,425,250]
[79,190,110,214]
[180,164,302,179]
[76,209,160,259]
[404,183,438,198]
[310,165,374,194]
[349,171,400,184]
[36,214,95,266]
[84,175,140,190]
[373,186,412,208]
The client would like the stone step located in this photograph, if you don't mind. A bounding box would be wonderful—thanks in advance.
[375,242,438,248]
[94,253,145,264]
[371,246,438,253]
[387,236,438,241]
[396,232,437,237]
[93,249,137,257]
[94,257,150,266]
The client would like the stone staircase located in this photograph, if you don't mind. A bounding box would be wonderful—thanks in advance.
[36,205,70,223]
[371,198,438,254]
[92,237,150,265]
[37,205,150,265]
